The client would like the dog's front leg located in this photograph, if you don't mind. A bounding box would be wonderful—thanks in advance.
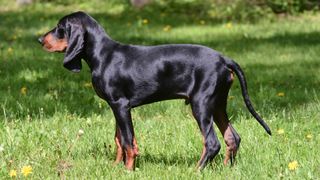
[110,98,138,170]
[113,126,124,165]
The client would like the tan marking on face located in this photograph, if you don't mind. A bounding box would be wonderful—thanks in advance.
[42,33,67,52]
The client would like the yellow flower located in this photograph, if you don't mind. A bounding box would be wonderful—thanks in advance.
[277,92,285,97]
[21,165,32,177]
[20,86,27,95]
[163,25,171,32]
[306,134,313,140]
[7,47,13,54]
[288,160,298,171]
[226,22,233,29]
[200,20,206,25]
[142,19,149,24]
[9,169,17,177]
[83,82,92,88]
[228,96,235,100]
[277,128,284,135]
[98,102,103,109]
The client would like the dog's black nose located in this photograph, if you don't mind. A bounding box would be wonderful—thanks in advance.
[38,36,44,45]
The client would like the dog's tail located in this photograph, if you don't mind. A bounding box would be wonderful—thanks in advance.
[224,57,272,136]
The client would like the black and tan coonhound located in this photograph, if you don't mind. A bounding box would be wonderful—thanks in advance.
[38,11,271,170]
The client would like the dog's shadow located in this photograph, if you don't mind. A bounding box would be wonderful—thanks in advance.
[133,152,224,169]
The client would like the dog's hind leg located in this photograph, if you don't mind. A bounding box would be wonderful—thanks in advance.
[213,110,241,165]
[191,98,221,170]
[213,70,241,165]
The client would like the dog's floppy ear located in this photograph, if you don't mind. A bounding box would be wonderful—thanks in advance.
[63,23,84,72]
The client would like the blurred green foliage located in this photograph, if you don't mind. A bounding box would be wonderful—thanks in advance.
[150,0,319,20]
[267,0,319,13]
[1,0,319,21]
[33,0,123,5]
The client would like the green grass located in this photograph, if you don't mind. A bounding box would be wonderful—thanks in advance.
[1,2,320,179]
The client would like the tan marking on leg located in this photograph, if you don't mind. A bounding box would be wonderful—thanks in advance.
[124,145,138,170]
[133,138,139,156]
[196,135,206,169]
[215,113,238,165]
[223,124,237,165]
[113,130,123,166]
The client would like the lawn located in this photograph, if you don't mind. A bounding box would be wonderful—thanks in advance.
[0,1,319,179]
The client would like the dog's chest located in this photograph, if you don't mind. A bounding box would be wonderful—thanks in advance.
[91,76,106,99]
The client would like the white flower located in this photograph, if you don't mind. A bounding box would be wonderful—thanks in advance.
[78,129,84,137]
[0,144,4,153]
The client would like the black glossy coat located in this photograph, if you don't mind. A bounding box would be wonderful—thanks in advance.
[39,11,271,170]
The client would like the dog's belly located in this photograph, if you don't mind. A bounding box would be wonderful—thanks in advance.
[129,90,189,107]
[128,72,193,107]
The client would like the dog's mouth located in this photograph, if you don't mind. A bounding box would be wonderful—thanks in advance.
[38,34,67,53]
[42,44,67,53]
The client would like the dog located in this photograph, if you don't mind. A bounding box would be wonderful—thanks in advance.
[38,11,271,170]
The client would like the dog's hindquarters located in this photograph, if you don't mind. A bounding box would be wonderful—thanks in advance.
[223,57,272,135]
[188,60,240,169]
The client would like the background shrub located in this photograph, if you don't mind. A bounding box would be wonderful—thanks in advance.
[266,0,319,13]
[6,0,320,21]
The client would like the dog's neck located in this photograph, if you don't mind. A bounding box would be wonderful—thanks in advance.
[82,20,119,73]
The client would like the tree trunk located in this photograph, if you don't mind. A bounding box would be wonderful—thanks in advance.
[130,0,150,8]
[16,0,33,6]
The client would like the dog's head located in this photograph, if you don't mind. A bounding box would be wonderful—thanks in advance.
[38,11,88,72]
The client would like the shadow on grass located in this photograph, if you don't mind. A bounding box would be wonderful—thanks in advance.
[135,152,224,168]
[228,60,320,111]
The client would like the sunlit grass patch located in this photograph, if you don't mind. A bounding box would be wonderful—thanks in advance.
[18,69,51,82]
